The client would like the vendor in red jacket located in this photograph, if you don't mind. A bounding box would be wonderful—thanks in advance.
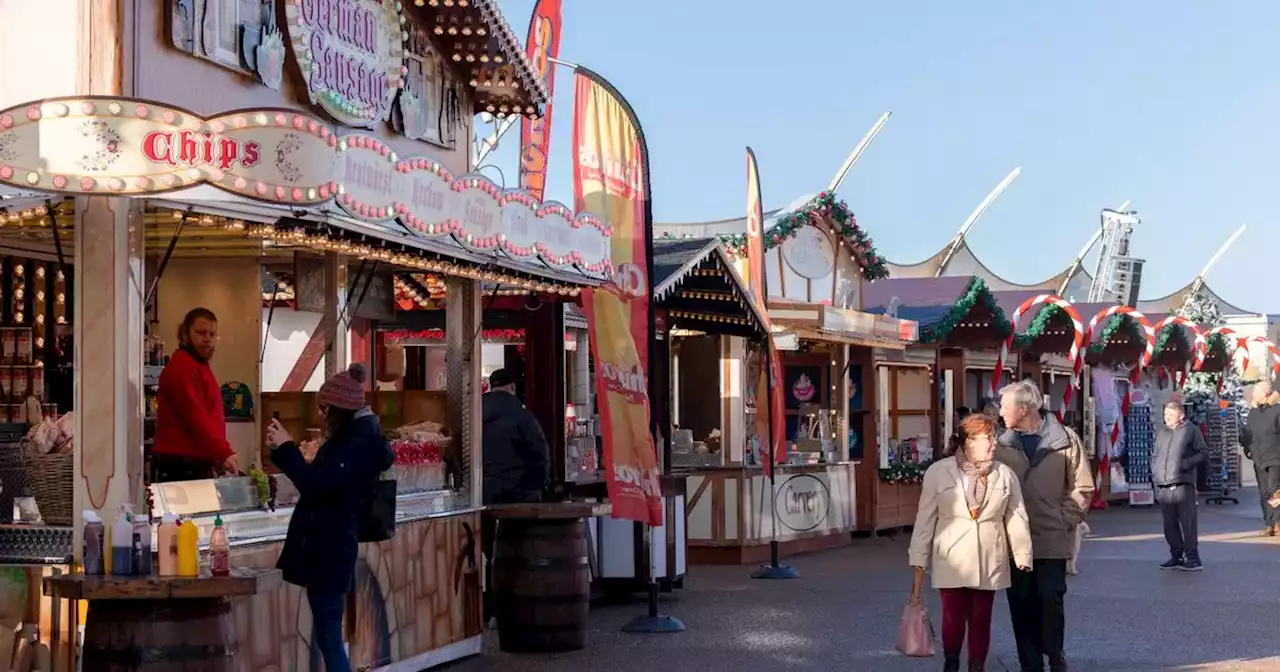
[152,308,239,482]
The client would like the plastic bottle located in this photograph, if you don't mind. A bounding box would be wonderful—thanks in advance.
[209,514,230,577]
[110,506,133,576]
[82,510,105,576]
[176,518,200,577]
[157,514,179,576]
[131,506,153,576]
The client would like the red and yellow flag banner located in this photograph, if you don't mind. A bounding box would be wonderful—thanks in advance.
[517,0,562,201]
[573,70,663,526]
[745,148,786,475]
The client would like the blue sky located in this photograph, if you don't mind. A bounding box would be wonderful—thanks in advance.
[479,1,1280,312]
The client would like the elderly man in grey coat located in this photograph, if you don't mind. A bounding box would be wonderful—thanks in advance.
[995,380,1094,672]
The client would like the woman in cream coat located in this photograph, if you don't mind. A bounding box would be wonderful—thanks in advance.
[909,413,1033,672]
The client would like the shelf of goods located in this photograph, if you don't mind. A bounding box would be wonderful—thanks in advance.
[1124,403,1155,506]
[1204,406,1242,495]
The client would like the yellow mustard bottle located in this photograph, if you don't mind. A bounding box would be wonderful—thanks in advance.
[176,517,200,577]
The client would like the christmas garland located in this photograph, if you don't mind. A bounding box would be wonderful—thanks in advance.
[1199,332,1232,367]
[660,191,890,280]
[920,276,1012,343]
[879,460,931,485]
[1153,323,1190,357]
[1085,313,1142,354]
[1012,304,1072,350]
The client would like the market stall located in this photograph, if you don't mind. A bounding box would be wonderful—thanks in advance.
[706,192,916,554]
[862,275,1013,531]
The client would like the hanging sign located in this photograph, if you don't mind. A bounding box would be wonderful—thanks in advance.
[0,97,613,279]
[782,224,836,280]
[334,134,399,220]
[284,0,408,128]
[0,98,334,202]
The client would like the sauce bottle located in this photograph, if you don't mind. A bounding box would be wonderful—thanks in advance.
[131,506,153,576]
[176,517,200,577]
[110,506,133,576]
[82,510,105,575]
[157,514,179,576]
[209,514,230,577]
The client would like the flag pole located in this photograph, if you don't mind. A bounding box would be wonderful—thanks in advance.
[573,64,684,635]
[751,340,800,580]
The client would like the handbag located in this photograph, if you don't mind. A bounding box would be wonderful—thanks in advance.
[895,602,936,657]
[358,478,398,542]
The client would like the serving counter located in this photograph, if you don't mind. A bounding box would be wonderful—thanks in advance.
[0,474,483,672]
[683,461,859,565]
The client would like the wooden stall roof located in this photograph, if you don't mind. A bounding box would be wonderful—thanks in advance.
[863,275,1011,347]
[652,237,770,339]
[1199,331,1235,372]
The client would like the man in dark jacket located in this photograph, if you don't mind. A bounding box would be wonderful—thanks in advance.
[481,368,551,505]
[995,381,1093,672]
[480,368,551,626]
[1246,383,1280,535]
[1153,402,1208,571]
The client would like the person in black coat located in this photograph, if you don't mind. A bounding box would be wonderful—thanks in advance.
[1246,383,1280,536]
[481,368,550,505]
[267,363,393,672]
[480,368,551,625]
[1153,402,1208,571]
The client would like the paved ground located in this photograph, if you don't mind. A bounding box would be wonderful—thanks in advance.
[449,488,1280,671]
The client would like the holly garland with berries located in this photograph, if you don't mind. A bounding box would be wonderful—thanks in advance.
[659,191,891,281]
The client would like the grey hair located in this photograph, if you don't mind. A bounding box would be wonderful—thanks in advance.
[999,380,1043,413]
[1163,401,1185,415]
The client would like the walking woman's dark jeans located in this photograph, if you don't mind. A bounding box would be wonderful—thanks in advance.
[307,587,351,672]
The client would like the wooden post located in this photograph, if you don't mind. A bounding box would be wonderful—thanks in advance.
[321,252,348,380]
[445,277,483,506]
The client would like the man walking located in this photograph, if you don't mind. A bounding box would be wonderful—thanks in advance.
[995,380,1094,672]
[1245,383,1280,535]
[1153,402,1207,570]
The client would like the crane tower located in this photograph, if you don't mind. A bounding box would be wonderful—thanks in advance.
[1088,207,1143,304]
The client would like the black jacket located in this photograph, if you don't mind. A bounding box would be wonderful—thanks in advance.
[272,409,394,595]
[1246,404,1280,469]
[482,391,550,505]
[1152,422,1207,487]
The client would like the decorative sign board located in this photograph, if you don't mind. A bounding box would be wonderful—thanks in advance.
[774,472,831,533]
[0,99,335,202]
[781,224,836,280]
[283,0,407,128]
[0,97,613,280]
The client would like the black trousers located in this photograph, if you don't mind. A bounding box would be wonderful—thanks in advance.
[1156,483,1199,559]
[1007,558,1068,669]
[1260,465,1280,526]
[1255,461,1270,522]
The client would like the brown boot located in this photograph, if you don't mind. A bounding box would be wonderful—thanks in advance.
[968,660,986,672]
[1261,527,1275,537]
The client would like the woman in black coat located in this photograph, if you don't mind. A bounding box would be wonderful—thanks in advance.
[267,364,393,672]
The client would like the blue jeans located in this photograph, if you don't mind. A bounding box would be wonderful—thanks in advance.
[307,588,350,672]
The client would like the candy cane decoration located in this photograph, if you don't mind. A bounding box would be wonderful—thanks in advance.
[1203,327,1240,393]
[991,294,1084,417]
[1084,307,1156,458]
[1152,316,1206,389]
[1240,335,1280,381]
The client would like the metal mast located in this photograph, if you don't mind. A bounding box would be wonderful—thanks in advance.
[1087,204,1140,302]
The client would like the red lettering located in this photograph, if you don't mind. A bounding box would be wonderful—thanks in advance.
[142,132,173,166]
[242,142,259,168]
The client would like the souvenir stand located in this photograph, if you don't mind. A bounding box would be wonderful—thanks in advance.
[1080,306,1157,506]
[1195,330,1248,504]
[689,192,916,559]
[862,275,1013,531]
[640,237,769,572]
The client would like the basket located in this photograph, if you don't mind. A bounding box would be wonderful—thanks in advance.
[22,450,74,526]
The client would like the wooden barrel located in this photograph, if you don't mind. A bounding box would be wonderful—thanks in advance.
[493,517,591,653]
[83,597,237,671]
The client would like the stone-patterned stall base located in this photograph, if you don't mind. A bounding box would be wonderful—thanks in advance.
[230,510,483,671]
